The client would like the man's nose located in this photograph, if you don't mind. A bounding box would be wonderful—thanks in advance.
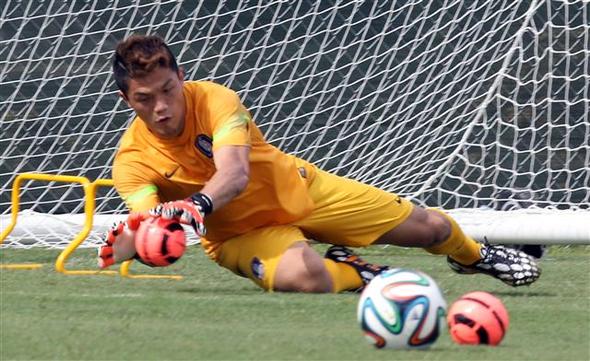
[154,97,168,113]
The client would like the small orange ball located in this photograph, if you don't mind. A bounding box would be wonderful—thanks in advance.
[447,291,509,346]
[135,217,186,267]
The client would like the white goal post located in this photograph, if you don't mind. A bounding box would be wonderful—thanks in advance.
[1,0,589,250]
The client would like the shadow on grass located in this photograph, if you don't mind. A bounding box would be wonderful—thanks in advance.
[176,287,263,295]
[493,290,557,297]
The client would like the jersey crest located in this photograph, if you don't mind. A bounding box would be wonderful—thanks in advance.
[195,134,213,158]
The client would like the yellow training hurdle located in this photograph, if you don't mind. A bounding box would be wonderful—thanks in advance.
[1,173,182,280]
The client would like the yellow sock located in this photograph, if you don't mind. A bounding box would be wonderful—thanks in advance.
[323,259,363,292]
[425,209,482,265]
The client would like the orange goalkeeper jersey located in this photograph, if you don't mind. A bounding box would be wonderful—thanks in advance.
[113,81,316,247]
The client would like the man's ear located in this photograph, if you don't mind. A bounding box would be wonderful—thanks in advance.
[177,67,185,82]
[118,90,131,107]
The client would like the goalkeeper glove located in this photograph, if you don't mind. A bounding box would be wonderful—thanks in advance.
[150,193,211,237]
[97,212,148,269]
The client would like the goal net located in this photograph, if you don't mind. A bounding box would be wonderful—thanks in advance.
[1,0,589,250]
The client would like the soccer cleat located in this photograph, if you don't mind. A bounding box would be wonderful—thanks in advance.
[447,242,541,287]
[503,244,547,260]
[324,245,389,291]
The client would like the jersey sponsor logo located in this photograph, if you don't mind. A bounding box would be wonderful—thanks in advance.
[251,257,265,280]
[195,134,213,158]
[164,166,179,178]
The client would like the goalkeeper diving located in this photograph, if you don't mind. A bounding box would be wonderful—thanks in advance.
[99,35,540,292]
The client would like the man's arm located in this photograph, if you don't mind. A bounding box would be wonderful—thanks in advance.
[156,145,249,230]
[199,144,250,212]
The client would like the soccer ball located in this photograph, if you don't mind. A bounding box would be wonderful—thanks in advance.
[357,268,447,349]
[135,217,186,267]
[447,291,509,346]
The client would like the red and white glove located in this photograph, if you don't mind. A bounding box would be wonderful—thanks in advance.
[97,212,149,269]
[149,193,211,237]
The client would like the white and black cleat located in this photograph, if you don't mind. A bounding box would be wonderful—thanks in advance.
[447,242,541,287]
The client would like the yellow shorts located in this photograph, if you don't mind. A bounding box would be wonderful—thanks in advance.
[214,169,413,290]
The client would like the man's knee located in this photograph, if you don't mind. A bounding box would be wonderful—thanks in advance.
[273,243,333,293]
[424,209,452,246]
[274,263,332,293]
[375,206,451,248]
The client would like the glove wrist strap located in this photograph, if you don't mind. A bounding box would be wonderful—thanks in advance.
[190,192,213,215]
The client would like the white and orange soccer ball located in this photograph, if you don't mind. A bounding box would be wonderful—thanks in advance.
[135,217,186,267]
[447,291,509,346]
[357,268,447,349]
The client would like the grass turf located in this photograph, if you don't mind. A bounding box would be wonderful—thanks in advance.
[1,245,589,360]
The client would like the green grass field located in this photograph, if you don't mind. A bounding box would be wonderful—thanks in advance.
[1,245,589,361]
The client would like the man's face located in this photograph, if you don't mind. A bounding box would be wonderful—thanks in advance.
[122,67,185,138]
